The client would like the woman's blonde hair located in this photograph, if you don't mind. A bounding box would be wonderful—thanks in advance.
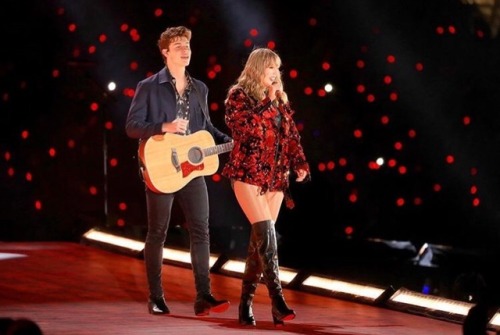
[227,48,288,104]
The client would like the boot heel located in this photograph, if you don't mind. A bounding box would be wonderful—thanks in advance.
[239,303,256,326]
[194,294,230,316]
[272,295,296,322]
[273,316,285,327]
[272,309,295,326]
[148,297,170,315]
[239,317,256,326]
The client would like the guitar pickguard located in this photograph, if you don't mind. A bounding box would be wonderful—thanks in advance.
[180,161,205,178]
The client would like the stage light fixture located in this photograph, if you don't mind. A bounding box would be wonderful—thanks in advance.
[0,253,27,261]
[301,274,387,303]
[220,259,245,275]
[161,246,219,269]
[81,228,144,255]
[487,310,500,331]
[386,287,474,322]
[279,267,299,284]
[81,229,219,267]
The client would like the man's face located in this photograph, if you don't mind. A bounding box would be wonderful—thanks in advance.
[163,36,191,67]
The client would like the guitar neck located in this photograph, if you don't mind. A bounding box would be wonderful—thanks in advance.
[203,142,233,157]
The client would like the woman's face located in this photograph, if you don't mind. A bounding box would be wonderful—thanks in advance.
[262,61,280,87]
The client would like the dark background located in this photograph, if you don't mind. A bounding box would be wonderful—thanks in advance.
[2,0,500,302]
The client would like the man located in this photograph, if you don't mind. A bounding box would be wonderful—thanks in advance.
[125,26,231,316]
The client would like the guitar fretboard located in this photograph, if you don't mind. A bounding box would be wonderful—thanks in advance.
[204,142,234,156]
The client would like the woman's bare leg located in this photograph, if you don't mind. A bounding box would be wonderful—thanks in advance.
[233,181,283,224]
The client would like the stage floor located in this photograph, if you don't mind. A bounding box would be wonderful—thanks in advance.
[0,241,482,334]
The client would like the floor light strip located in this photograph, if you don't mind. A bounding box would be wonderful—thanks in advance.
[82,229,144,252]
[162,247,219,268]
[388,287,473,316]
[302,275,386,301]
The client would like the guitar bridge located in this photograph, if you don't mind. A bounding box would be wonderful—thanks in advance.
[171,148,181,172]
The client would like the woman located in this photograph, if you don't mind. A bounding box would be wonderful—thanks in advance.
[222,48,310,327]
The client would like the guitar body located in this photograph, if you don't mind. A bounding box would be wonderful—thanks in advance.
[139,130,226,193]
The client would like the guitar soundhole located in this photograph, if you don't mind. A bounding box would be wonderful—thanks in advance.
[188,147,203,164]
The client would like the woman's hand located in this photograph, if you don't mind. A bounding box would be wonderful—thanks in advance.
[267,81,283,102]
[295,169,308,182]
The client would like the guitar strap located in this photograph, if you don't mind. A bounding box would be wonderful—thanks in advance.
[137,139,146,183]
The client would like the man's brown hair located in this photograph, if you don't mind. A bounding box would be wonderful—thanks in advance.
[157,26,192,63]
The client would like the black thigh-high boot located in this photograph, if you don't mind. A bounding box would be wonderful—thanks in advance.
[253,220,295,327]
[239,228,262,326]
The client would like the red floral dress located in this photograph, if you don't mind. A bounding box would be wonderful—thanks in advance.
[221,87,310,209]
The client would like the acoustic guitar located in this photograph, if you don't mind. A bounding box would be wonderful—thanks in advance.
[138,130,233,193]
